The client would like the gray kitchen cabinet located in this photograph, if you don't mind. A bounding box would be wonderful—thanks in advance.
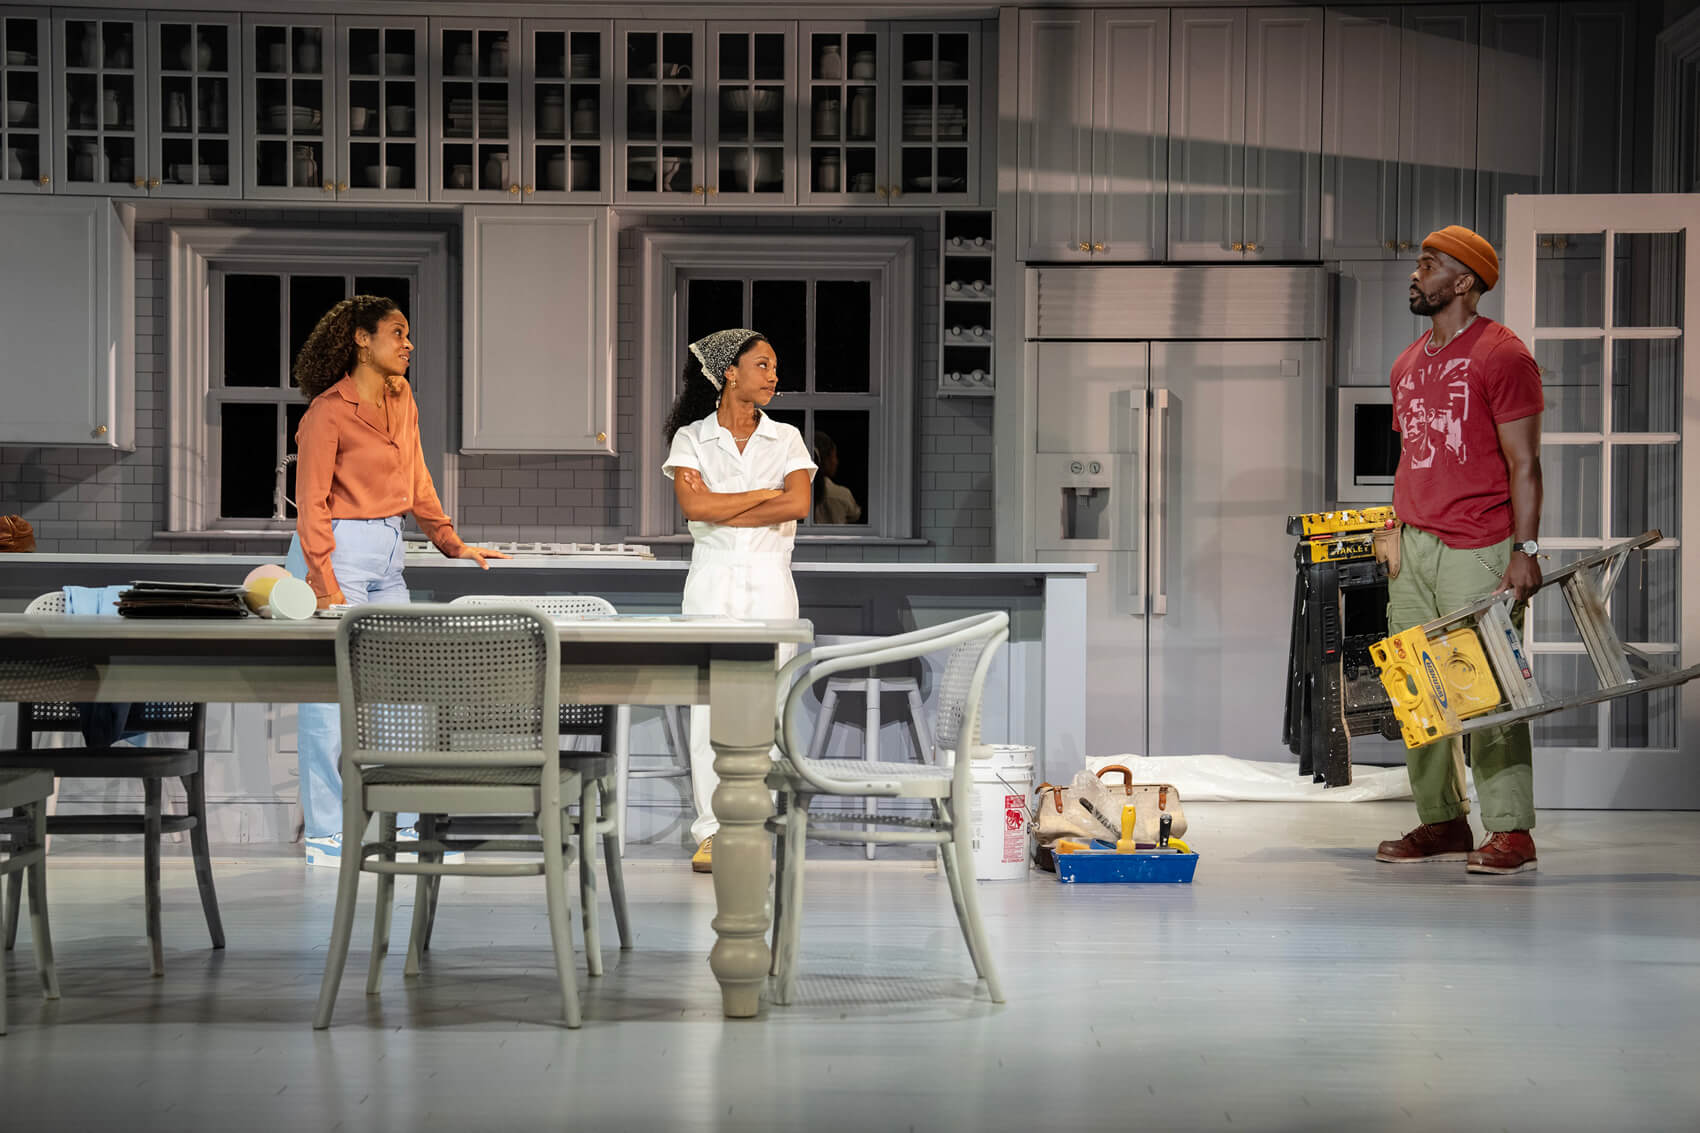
[1017,8,1166,262]
[708,22,795,204]
[1335,259,1425,387]
[0,197,134,448]
[427,16,521,202]
[0,10,54,193]
[147,13,240,199]
[1323,6,1477,259]
[613,19,704,205]
[798,22,892,206]
[242,14,335,200]
[461,206,613,454]
[522,19,612,201]
[1555,1,1635,196]
[1475,3,1558,249]
[890,23,981,205]
[1169,7,1320,261]
[53,9,148,197]
[334,15,427,201]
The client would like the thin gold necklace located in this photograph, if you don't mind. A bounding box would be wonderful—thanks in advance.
[1425,313,1478,356]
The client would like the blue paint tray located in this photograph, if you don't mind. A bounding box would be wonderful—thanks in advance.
[1053,848,1198,884]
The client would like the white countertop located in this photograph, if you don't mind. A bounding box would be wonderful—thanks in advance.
[0,553,1095,576]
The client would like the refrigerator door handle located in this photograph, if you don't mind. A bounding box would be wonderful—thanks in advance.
[1149,388,1170,616]
[1132,395,1147,616]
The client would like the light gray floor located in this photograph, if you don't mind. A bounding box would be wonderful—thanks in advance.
[3,801,1698,1132]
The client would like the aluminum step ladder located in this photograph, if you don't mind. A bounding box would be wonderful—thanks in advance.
[1370,530,1700,747]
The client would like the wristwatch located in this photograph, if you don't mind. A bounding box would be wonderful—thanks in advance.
[1515,540,1540,557]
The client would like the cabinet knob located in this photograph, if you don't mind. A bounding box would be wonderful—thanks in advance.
[1384,240,1398,251]
[693,184,705,195]
[1539,237,1554,248]
[876,186,889,199]
[92,424,108,438]
[523,184,534,194]
[888,184,901,197]
[37,175,50,185]
[1231,242,1245,252]
[1554,236,1569,250]
[706,186,718,196]
[1078,241,1091,252]
[1092,242,1104,252]
[148,177,160,189]
[323,181,334,192]
[595,431,608,444]
[337,181,348,191]
[508,184,520,195]
[1246,242,1259,253]
[133,177,145,189]
[1397,241,1411,252]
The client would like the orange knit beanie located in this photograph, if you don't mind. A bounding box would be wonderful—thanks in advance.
[1421,225,1499,291]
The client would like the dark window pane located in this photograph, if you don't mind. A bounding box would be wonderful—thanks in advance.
[289,274,349,381]
[284,402,307,519]
[223,274,282,387]
[751,280,805,391]
[354,275,410,318]
[812,409,869,525]
[686,278,744,347]
[220,403,278,519]
[815,280,871,392]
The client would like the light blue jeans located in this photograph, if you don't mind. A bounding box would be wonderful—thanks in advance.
[286,517,413,838]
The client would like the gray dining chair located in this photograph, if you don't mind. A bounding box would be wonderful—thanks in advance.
[440,594,631,974]
[0,768,59,1035]
[314,604,593,1029]
[767,610,1010,1006]
[0,590,223,977]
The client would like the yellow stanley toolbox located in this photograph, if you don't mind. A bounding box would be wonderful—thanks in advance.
[1285,506,1397,539]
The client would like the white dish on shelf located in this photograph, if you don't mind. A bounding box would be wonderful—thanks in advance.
[905,59,932,80]
[641,85,688,112]
[907,174,964,192]
[384,52,413,74]
[6,100,33,125]
[364,164,403,188]
[6,50,33,66]
[937,60,964,80]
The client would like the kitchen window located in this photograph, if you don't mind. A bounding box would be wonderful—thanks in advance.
[637,231,917,540]
[210,268,412,524]
[163,225,451,535]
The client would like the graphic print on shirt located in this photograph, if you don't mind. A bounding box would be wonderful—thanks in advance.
[1396,357,1473,470]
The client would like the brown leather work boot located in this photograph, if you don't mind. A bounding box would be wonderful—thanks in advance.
[1466,830,1537,875]
[1374,816,1473,863]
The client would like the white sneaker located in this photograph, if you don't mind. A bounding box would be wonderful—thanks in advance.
[304,833,343,867]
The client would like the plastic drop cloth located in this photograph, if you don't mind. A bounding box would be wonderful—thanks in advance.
[1084,753,1426,803]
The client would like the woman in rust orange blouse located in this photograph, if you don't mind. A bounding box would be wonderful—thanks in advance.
[284,294,506,864]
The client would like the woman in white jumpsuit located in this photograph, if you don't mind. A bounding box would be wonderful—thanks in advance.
[662,329,816,872]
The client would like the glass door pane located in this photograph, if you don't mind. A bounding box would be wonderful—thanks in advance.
[712,28,787,200]
[528,25,605,197]
[343,22,421,195]
[802,26,881,203]
[618,26,697,201]
[1,15,50,190]
[896,29,971,199]
[155,19,235,196]
[250,19,330,195]
[435,21,517,198]
[59,15,144,195]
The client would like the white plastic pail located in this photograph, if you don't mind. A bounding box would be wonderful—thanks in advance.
[957,744,1035,880]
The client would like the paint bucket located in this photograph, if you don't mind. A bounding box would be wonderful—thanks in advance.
[945,744,1035,880]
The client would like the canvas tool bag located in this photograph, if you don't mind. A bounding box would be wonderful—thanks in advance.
[1033,764,1187,849]
[1373,517,1403,580]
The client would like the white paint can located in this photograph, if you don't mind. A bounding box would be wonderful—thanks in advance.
[946,744,1035,880]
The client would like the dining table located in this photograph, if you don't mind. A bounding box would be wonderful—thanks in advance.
[0,610,814,1019]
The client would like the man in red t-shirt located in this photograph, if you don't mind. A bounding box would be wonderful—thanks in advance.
[1375,225,1545,875]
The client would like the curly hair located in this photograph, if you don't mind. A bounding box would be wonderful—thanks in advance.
[662,331,769,443]
[293,295,400,401]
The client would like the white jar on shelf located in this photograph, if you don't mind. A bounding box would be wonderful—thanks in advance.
[818,43,842,80]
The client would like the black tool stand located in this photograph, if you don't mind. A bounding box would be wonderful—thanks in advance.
[1283,548,1404,787]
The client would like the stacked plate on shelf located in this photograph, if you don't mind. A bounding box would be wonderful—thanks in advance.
[266,104,321,132]
[445,97,509,136]
[936,104,966,140]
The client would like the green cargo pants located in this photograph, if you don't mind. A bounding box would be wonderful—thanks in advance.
[1386,524,1536,832]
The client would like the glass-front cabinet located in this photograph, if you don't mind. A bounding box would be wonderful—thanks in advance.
[523,21,609,200]
[614,21,703,205]
[54,11,147,196]
[0,11,53,193]
[708,24,792,203]
[894,25,977,205]
[336,17,426,200]
[244,15,335,198]
[148,14,238,198]
[429,18,520,201]
[799,23,886,205]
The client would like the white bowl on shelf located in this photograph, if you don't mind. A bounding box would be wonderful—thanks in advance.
[364,164,403,189]
[384,52,413,74]
[6,50,33,66]
[904,59,933,80]
[6,100,33,125]
[641,86,687,112]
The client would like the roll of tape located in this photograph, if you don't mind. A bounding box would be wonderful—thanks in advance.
[266,577,317,621]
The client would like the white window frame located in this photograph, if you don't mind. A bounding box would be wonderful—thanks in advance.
[636,230,916,540]
[164,224,452,534]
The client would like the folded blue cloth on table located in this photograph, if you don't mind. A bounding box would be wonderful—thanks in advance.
[62,584,142,746]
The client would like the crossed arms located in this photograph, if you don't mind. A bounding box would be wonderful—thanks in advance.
[673,467,812,527]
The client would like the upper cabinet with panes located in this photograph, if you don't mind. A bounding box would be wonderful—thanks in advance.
[800,22,982,205]
[150,15,240,198]
[522,21,611,200]
[0,13,53,193]
[614,21,703,204]
[54,11,147,196]
[244,14,428,201]
[429,18,519,200]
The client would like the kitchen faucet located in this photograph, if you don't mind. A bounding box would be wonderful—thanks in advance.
[272,454,297,521]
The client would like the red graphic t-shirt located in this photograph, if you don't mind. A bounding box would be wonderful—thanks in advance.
[1390,317,1543,549]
